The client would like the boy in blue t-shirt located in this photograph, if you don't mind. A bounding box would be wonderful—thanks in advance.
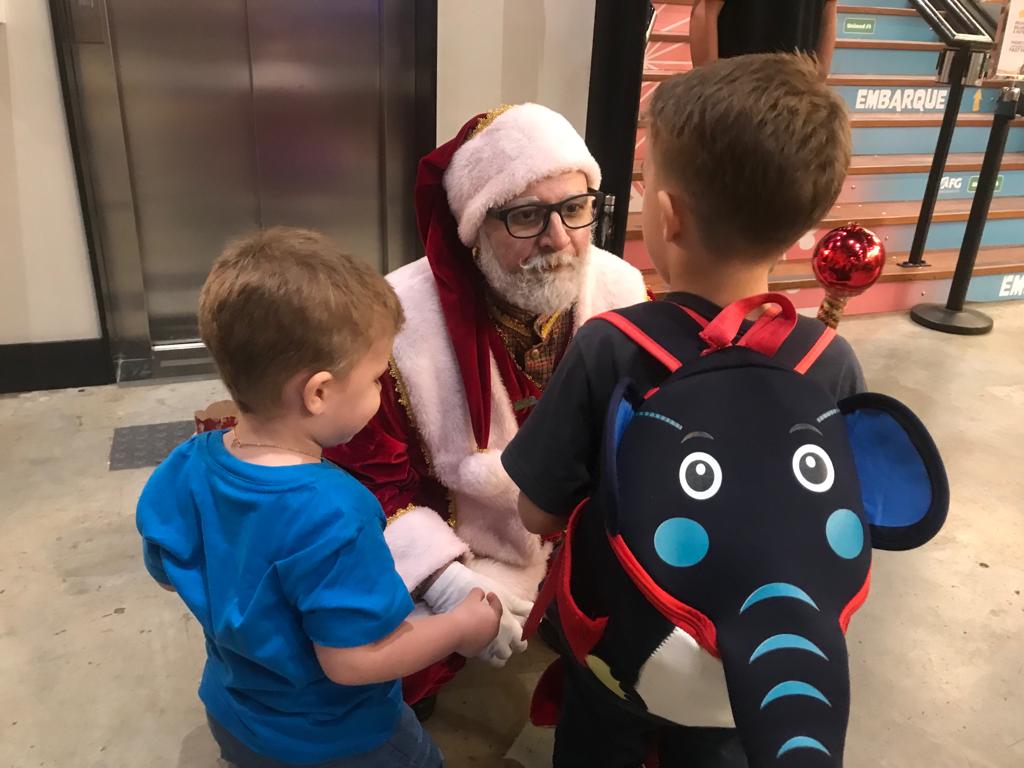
[137,227,501,767]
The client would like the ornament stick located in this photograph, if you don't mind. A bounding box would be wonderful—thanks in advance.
[817,294,850,330]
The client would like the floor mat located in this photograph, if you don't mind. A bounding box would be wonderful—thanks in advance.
[108,421,194,471]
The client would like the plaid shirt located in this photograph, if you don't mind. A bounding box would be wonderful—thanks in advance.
[486,292,575,390]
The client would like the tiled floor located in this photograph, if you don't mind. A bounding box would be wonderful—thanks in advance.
[1,304,1022,767]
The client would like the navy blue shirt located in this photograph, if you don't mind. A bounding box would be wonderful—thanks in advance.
[504,293,865,516]
[136,431,413,764]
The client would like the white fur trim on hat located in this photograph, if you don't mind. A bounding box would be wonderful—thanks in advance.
[443,103,601,247]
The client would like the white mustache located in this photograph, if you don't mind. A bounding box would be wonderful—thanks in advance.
[520,251,576,272]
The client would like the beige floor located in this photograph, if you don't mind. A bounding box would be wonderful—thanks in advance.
[1,303,1022,768]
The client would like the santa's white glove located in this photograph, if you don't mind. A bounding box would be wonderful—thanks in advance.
[422,561,533,667]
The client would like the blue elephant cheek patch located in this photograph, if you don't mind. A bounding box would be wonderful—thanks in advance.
[826,509,864,559]
[654,518,709,567]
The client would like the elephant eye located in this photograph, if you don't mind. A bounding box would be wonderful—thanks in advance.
[792,444,835,493]
[679,452,722,501]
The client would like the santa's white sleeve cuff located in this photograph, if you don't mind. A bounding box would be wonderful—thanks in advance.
[384,506,469,592]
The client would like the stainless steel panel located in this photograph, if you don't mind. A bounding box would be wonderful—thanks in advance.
[381,0,423,272]
[106,0,259,343]
[59,0,429,377]
[248,0,384,270]
[69,0,107,44]
[66,0,152,375]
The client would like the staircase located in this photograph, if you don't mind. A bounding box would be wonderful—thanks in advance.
[629,0,1024,314]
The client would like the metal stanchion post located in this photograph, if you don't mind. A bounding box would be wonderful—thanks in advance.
[901,48,970,268]
[910,85,1023,334]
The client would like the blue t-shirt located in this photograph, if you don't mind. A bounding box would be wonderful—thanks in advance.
[136,430,413,764]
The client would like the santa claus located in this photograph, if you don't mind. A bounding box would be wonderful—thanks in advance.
[325,103,648,707]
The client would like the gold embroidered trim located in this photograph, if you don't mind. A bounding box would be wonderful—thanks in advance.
[470,104,514,139]
[387,503,418,527]
[388,358,435,473]
[447,496,458,529]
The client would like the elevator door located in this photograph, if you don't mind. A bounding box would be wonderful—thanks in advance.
[61,0,424,375]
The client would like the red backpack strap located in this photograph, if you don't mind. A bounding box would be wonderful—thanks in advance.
[594,312,683,373]
[793,324,838,374]
[672,303,709,329]
[700,292,798,358]
[523,499,608,663]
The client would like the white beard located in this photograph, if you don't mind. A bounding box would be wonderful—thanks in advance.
[475,230,589,316]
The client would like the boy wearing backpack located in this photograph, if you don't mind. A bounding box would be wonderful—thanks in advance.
[502,54,864,766]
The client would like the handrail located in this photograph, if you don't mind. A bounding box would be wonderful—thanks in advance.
[908,0,994,50]
[911,84,1024,334]
[901,0,995,268]
[948,0,998,38]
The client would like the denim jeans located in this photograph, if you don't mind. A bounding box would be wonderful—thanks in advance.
[207,704,444,768]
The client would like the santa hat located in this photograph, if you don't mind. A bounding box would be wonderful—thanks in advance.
[443,103,601,247]
[415,104,600,450]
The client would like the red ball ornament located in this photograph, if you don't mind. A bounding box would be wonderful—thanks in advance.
[811,224,885,327]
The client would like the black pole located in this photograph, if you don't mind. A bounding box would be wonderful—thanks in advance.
[585,0,651,256]
[901,47,970,268]
[909,87,1021,335]
[945,107,1012,310]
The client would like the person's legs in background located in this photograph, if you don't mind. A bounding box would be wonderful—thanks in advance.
[553,662,659,768]
[659,724,748,768]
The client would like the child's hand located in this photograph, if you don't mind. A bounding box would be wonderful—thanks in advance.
[452,588,502,657]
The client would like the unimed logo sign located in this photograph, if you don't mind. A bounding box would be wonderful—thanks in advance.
[843,17,876,35]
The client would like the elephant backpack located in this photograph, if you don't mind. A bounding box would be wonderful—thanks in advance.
[524,293,949,767]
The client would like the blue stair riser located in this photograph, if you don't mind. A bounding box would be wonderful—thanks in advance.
[837,12,938,42]
[833,47,939,76]
[853,125,1024,154]
[966,272,1024,302]
[855,218,1024,252]
[836,85,1002,114]
[839,170,1024,203]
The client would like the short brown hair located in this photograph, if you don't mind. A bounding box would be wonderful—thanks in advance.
[198,227,403,414]
[648,53,851,257]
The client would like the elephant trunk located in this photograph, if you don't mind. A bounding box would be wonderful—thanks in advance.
[717,599,851,767]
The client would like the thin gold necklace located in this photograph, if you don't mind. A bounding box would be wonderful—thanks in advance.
[229,429,323,461]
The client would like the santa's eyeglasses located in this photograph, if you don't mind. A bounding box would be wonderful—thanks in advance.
[487,189,606,239]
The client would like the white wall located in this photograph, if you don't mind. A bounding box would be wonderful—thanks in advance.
[0,1,100,345]
[0,1,594,347]
[436,0,595,141]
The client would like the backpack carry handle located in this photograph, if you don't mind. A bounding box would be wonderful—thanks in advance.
[700,292,798,358]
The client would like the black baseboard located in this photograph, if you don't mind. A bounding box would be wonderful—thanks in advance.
[0,338,114,394]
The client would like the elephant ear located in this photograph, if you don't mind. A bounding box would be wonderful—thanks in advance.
[839,392,949,551]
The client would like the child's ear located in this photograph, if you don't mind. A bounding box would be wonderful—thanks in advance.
[657,189,684,245]
[301,371,335,416]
